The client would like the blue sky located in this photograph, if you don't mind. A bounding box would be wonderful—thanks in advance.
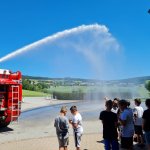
[0,0,150,80]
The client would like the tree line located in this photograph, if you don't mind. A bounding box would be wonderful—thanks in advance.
[22,79,50,93]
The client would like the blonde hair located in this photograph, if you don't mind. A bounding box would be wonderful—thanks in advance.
[60,106,67,113]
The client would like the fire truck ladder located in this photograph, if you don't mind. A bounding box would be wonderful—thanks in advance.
[11,85,21,122]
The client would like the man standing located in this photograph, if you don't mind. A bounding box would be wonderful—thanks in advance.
[54,106,69,150]
[100,100,119,150]
[69,105,83,150]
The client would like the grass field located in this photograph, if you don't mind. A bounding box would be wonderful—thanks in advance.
[23,90,48,97]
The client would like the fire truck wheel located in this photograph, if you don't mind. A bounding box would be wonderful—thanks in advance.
[0,122,10,128]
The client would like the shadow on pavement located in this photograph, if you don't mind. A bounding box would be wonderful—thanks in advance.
[0,127,14,133]
[97,140,104,144]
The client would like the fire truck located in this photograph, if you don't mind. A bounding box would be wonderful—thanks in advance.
[0,69,22,127]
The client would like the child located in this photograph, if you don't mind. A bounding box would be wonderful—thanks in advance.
[100,100,119,150]
[54,106,69,150]
[142,99,150,150]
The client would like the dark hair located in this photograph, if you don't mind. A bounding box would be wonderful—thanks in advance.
[127,100,130,107]
[145,99,150,108]
[118,99,128,107]
[114,97,120,101]
[70,105,77,111]
[134,98,141,105]
[106,100,113,107]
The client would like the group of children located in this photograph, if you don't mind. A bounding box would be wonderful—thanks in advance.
[100,98,150,150]
[54,98,150,150]
[54,105,83,150]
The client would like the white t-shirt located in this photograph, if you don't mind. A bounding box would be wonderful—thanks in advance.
[72,113,83,133]
[120,108,134,137]
[111,107,118,114]
[133,106,144,126]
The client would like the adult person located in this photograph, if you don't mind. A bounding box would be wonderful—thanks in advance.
[133,98,144,146]
[69,106,83,150]
[118,100,134,149]
[142,99,150,150]
[100,100,119,150]
[54,106,69,150]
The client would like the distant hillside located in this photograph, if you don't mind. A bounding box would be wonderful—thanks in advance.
[22,75,98,82]
[22,75,150,85]
[111,76,150,84]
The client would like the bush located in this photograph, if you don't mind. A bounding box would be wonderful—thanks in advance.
[145,80,150,92]
[53,91,84,100]
[53,91,135,100]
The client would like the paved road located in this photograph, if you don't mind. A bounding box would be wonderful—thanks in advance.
[0,99,147,144]
[0,100,104,143]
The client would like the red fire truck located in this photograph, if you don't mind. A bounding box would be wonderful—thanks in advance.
[0,69,22,127]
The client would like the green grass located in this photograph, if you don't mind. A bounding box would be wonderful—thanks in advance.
[23,90,48,97]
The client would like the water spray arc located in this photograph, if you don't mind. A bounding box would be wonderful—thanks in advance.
[0,24,108,63]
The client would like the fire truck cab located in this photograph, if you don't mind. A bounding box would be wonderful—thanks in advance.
[0,69,22,127]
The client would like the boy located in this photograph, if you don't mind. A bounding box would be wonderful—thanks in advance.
[142,99,150,150]
[118,100,134,149]
[69,106,83,150]
[100,100,119,150]
[54,106,69,150]
[133,98,144,146]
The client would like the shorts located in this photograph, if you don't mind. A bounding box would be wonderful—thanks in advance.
[57,133,69,147]
[134,125,143,135]
[121,136,133,149]
[74,132,82,147]
[145,131,150,145]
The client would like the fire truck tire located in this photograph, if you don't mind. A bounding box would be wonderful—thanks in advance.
[0,122,10,128]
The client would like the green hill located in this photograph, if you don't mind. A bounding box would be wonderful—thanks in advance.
[23,75,150,85]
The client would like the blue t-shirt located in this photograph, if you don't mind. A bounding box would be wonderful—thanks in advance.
[120,108,134,137]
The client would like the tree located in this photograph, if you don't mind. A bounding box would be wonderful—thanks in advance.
[22,79,31,90]
[145,80,150,92]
